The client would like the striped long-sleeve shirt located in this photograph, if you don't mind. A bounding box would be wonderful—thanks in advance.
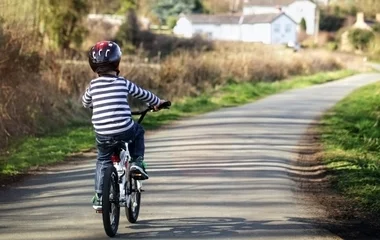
[82,75,160,135]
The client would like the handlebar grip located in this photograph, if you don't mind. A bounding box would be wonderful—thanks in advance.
[159,101,171,109]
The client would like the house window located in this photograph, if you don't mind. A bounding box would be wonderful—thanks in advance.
[285,24,292,33]
[274,24,280,33]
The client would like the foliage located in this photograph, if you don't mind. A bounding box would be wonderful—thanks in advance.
[368,34,380,61]
[326,41,339,51]
[353,0,380,16]
[202,0,235,13]
[118,0,137,13]
[90,0,136,14]
[115,9,140,52]
[322,82,380,213]
[40,0,89,50]
[167,16,179,29]
[319,10,346,32]
[347,5,358,16]
[152,0,204,24]
[330,4,357,17]
[90,0,232,18]
[372,23,380,33]
[300,18,307,32]
[90,0,120,14]
[0,19,65,155]
[348,28,375,50]
[332,0,378,16]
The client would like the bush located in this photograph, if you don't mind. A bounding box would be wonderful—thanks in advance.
[372,23,380,33]
[348,28,375,51]
[319,11,345,32]
[327,41,339,51]
[0,22,61,149]
[300,18,307,32]
[167,16,178,29]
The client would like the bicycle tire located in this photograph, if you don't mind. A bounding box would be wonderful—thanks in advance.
[125,175,141,223]
[102,166,120,237]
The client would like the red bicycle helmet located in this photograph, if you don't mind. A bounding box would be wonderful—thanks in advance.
[88,41,122,74]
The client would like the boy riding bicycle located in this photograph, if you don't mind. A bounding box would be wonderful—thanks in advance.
[82,41,166,210]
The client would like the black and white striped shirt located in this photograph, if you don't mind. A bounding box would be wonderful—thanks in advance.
[82,75,160,135]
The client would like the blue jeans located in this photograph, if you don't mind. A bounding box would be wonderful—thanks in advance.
[94,122,145,194]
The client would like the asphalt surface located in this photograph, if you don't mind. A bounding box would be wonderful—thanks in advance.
[1,73,379,240]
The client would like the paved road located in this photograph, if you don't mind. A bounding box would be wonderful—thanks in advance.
[368,62,380,72]
[1,73,379,240]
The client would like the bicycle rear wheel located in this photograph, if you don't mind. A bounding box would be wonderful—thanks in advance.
[125,175,141,223]
[102,166,120,237]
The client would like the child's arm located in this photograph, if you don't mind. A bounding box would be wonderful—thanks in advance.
[82,85,92,108]
[126,79,161,106]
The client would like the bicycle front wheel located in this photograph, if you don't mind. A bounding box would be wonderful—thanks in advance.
[102,166,120,237]
[125,176,141,223]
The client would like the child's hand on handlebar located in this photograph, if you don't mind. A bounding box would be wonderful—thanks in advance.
[153,100,169,111]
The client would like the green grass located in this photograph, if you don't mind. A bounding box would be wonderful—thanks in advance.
[0,125,95,176]
[0,69,354,179]
[321,81,380,212]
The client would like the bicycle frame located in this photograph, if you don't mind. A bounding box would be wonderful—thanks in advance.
[109,104,168,207]
[110,143,141,208]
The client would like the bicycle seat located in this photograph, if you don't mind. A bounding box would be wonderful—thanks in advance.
[112,140,127,151]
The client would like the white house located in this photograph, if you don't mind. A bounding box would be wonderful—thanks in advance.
[243,0,318,35]
[315,0,330,5]
[173,12,297,45]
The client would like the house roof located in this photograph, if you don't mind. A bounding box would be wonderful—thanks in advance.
[243,0,311,6]
[242,13,285,24]
[183,13,293,25]
[184,14,241,24]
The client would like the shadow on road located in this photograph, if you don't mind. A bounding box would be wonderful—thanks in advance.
[116,217,327,239]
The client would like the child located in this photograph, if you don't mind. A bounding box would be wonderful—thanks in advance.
[82,41,165,210]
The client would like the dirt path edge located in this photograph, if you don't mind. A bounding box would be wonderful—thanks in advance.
[295,123,380,240]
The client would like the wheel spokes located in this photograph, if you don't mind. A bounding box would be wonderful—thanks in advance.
[109,176,118,229]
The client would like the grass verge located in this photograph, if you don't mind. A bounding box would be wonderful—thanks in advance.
[321,81,380,213]
[0,69,355,180]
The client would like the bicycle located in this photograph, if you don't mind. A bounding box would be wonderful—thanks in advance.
[97,101,171,237]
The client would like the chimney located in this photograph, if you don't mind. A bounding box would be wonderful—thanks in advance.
[356,12,365,24]
[377,13,380,22]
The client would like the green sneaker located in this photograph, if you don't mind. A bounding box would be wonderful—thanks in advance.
[92,193,102,211]
[142,161,148,170]
[130,156,149,180]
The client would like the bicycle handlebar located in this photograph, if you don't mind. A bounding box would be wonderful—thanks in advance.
[131,101,171,115]
[132,101,171,124]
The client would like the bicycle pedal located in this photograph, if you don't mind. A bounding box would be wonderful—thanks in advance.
[95,210,102,214]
